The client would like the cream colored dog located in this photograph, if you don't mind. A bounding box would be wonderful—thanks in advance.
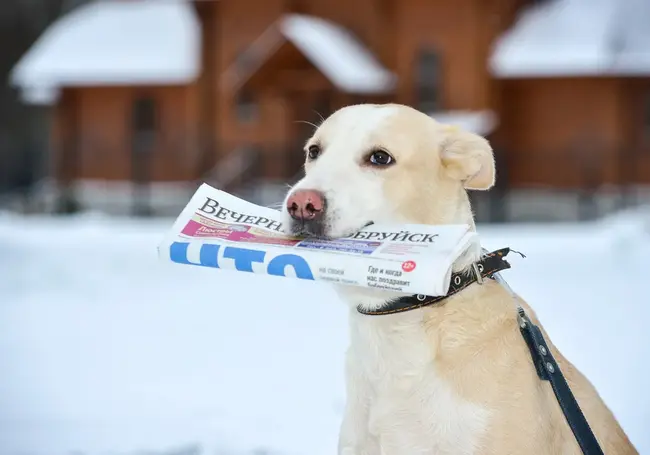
[282,104,637,455]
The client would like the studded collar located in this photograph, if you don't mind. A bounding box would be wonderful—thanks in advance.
[357,248,513,316]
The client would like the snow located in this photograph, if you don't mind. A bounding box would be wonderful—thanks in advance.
[279,14,396,94]
[490,0,650,77]
[10,0,201,105]
[429,110,498,136]
[1,210,649,454]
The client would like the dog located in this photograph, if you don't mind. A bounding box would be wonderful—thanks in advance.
[281,104,637,455]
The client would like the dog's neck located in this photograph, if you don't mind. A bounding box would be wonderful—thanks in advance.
[339,248,482,314]
[338,237,483,313]
[340,187,483,313]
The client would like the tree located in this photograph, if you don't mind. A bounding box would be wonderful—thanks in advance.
[0,0,88,208]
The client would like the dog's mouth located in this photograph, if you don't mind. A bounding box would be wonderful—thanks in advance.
[288,220,374,239]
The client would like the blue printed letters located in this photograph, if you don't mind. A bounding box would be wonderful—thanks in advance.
[169,242,314,280]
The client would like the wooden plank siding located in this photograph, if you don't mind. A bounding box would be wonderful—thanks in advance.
[48,0,650,189]
[497,78,650,188]
[52,85,199,182]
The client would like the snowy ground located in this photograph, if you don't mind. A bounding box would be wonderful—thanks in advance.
[1,210,649,455]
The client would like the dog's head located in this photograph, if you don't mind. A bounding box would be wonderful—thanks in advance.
[282,103,495,239]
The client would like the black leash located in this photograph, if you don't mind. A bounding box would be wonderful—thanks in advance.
[517,308,604,455]
[357,248,604,455]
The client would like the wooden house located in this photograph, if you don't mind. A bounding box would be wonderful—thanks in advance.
[11,0,650,216]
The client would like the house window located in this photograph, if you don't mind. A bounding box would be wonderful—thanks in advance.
[416,48,442,112]
[236,91,259,123]
[131,96,158,152]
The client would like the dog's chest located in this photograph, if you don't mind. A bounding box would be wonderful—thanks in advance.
[348,314,489,455]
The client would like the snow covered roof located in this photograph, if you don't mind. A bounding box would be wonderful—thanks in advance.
[490,0,650,78]
[429,110,498,136]
[280,15,396,94]
[225,14,396,95]
[10,0,201,105]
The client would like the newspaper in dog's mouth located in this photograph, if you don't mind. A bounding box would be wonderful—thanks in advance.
[158,184,477,297]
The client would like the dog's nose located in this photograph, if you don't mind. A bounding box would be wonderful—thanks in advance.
[286,189,326,221]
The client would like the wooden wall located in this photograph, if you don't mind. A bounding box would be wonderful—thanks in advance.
[620,78,650,184]
[497,78,650,187]
[216,0,288,149]
[393,0,504,111]
[52,85,199,182]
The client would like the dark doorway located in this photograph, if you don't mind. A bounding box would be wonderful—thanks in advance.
[130,95,158,216]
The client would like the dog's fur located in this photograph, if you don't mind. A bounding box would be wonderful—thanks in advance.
[282,104,637,455]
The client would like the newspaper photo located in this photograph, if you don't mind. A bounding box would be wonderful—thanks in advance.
[158,184,478,297]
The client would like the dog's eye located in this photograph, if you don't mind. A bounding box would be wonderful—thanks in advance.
[368,150,395,167]
[307,145,321,161]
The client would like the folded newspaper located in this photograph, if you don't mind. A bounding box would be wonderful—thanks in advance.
[158,184,478,296]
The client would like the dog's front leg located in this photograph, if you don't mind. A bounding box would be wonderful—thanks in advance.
[338,350,378,455]
[338,403,370,455]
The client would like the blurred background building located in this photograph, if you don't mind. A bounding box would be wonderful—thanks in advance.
[2,0,650,221]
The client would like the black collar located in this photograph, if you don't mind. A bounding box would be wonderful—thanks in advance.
[357,248,513,316]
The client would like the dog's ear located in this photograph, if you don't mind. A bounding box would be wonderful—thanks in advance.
[440,126,495,190]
